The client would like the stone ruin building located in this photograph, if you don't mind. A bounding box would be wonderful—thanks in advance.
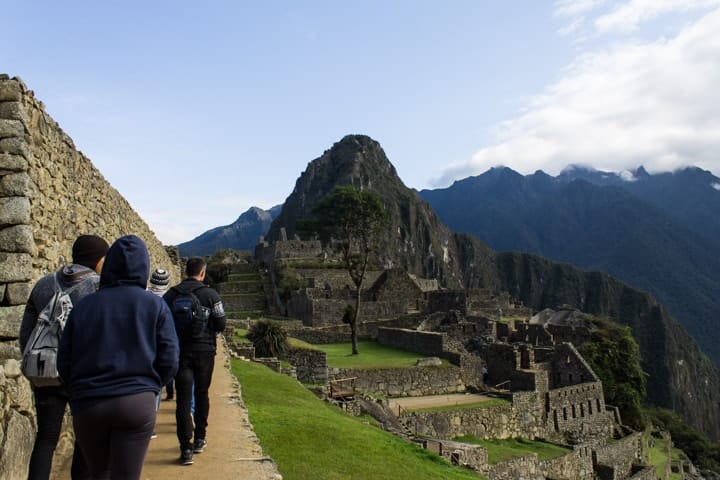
[0,75,180,478]
[248,236,662,479]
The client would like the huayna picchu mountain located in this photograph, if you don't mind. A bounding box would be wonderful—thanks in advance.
[419,166,720,370]
[178,205,281,257]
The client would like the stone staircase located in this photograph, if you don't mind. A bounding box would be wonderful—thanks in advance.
[216,263,270,319]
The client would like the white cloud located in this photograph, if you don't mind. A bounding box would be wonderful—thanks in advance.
[712,182,720,190]
[435,7,720,185]
[595,0,720,33]
[554,0,606,18]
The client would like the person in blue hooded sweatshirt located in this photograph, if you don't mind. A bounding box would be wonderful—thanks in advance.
[57,235,179,480]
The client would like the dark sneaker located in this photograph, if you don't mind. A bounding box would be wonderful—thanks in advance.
[180,449,194,465]
[193,438,207,453]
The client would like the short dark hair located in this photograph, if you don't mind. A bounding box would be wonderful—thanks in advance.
[186,257,206,277]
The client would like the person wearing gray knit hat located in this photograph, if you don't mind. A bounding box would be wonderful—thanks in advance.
[148,269,170,296]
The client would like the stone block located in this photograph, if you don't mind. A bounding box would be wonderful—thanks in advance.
[0,119,23,139]
[3,359,21,379]
[0,341,21,361]
[0,81,22,102]
[0,225,34,254]
[0,172,31,196]
[0,153,28,173]
[0,253,32,283]
[0,409,33,480]
[5,283,31,305]
[0,137,28,158]
[0,101,28,126]
[0,306,23,340]
[0,197,31,225]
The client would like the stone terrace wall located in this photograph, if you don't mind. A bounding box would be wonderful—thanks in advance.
[0,75,180,478]
[482,454,538,480]
[333,365,465,397]
[282,346,327,384]
[401,391,543,440]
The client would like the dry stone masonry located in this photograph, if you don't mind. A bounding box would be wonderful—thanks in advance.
[0,74,180,478]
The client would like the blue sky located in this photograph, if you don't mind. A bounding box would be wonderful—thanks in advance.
[3,1,720,244]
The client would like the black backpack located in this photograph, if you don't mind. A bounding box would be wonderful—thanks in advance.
[170,286,210,343]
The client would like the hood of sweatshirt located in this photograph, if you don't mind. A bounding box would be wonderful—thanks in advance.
[99,235,150,289]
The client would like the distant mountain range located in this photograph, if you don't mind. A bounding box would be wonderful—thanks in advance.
[419,165,720,366]
[177,205,281,257]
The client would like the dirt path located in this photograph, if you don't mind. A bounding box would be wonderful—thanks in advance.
[388,393,491,413]
[56,339,282,480]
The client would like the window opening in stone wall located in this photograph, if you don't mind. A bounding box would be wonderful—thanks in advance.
[588,400,593,415]
[553,409,559,431]
[563,407,567,420]
[596,398,601,411]
[571,405,576,418]
[580,403,585,417]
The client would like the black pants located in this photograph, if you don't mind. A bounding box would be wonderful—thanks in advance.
[28,387,88,480]
[175,351,215,451]
[72,392,156,480]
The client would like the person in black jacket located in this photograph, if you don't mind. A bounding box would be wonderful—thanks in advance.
[20,234,109,480]
[57,235,179,479]
[163,257,226,466]
[163,257,226,465]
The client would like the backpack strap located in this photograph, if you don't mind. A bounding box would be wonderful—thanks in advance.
[54,270,93,296]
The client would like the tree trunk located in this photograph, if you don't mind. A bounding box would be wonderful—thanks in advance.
[351,286,361,355]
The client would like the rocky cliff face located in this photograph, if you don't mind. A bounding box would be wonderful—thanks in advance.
[267,134,720,440]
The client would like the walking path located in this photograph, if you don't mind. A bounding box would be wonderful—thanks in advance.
[56,339,282,480]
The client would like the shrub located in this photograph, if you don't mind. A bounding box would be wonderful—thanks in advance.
[247,320,289,358]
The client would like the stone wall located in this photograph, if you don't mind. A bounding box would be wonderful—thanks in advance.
[0,75,181,478]
[284,314,424,344]
[482,454,538,480]
[545,381,613,442]
[282,346,328,384]
[400,392,542,440]
[333,365,466,398]
[539,449,594,480]
[593,432,643,478]
[377,327,446,358]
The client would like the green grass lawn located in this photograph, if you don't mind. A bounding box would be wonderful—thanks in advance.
[232,359,483,480]
[315,341,449,368]
[452,437,570,464]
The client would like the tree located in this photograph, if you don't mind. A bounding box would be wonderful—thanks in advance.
[306,185,388,354]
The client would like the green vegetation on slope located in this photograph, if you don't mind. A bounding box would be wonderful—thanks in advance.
[232,359,482,480]
[453,436,570,464]
[578,317,646,429]
[316,341,448,368]
[647,407,720,471]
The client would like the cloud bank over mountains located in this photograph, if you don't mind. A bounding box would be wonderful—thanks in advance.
[436,1,720,186]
